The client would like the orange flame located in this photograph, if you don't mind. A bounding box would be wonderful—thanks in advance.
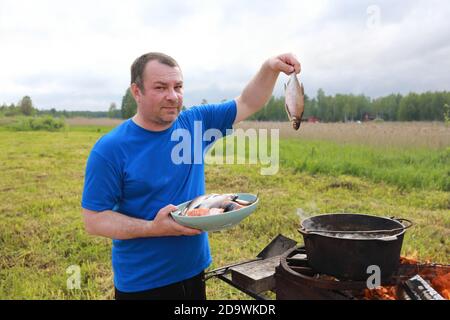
[363,256,449,300]
[364,286,397,300]
[431,273,450,300]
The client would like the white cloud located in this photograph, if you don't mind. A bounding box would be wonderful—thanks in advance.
[0,0,449,110]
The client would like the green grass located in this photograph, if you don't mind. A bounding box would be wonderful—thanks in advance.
[212,135,449,191]
[280,139,450,191]
[0,126,448,299]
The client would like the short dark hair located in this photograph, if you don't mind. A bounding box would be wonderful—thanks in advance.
[130,52,179,92]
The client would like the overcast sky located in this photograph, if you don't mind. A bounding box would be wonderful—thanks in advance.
[1,0,449,111]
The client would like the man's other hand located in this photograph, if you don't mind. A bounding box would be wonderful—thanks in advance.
[149,204,202,237]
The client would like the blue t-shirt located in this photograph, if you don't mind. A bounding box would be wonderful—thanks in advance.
[81,100,237,292]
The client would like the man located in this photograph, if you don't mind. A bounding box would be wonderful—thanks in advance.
[81,52,301,300]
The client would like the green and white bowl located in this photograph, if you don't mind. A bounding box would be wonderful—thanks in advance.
[170,193,259,232]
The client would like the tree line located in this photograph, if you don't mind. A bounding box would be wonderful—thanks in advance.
[119,88,450,122]
[249,89,450,122]
[0,97,117,118]
[2,89,449,122]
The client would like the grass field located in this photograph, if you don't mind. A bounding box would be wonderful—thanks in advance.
[0,120,449,299]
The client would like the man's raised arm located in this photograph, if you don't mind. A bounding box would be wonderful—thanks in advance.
[234,53,301,124]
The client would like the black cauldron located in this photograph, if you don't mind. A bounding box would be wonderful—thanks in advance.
[298,213,413,281]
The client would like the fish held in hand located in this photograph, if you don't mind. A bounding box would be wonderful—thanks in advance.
[284,73,305,130]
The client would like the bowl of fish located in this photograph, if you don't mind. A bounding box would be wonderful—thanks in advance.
[170,193,259,232]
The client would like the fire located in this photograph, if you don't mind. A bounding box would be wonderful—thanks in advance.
[363,256,450,300]
[364,286,397,300]
[399,256,419,264]
[431,273,450,300]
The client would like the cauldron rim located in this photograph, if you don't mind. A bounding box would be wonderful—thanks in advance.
[299,213,409,241]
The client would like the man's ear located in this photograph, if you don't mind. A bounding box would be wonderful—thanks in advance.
[130,83,142,103]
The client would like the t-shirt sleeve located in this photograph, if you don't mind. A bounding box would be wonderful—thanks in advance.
[194,99,237,136]
[81,150,122,212]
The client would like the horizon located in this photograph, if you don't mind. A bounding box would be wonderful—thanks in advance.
[5,88,450,112]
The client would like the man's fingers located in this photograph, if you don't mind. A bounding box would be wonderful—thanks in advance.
[159,204,178,216]
[276,59,294,74]
[293,61,301,74]
[183,227,202,236]
[173,223,202,236]
[280,53,301,74]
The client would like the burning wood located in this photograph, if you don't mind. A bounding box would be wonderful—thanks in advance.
[431,273,450,299]
[276,246,449,300]
[364,286,398,300]
[363,256,450,300]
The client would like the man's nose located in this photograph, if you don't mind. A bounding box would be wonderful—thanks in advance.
[166,88,179,101]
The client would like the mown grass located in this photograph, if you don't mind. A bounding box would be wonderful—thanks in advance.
[0,125,448,300]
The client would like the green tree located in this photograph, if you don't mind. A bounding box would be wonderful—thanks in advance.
[0,103,7,116]
[379,94,402,121]
[334,94,347,122]
[398,93,420,121]
[5,103,20,116]
[430,92,446,121]
[108,102,121,118]
[444,103,450,125]
[20,96,34,116]
[317,88,331,121]
[356,94,371,120]
[304,96,317,118]
[121,88,137,119]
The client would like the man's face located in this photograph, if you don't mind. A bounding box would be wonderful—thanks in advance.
[133,60,184,126]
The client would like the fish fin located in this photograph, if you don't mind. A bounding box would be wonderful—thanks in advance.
[300,83,305,95]
[298,111,305,129]
[284,83,287,91]
[284,103,292,121]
